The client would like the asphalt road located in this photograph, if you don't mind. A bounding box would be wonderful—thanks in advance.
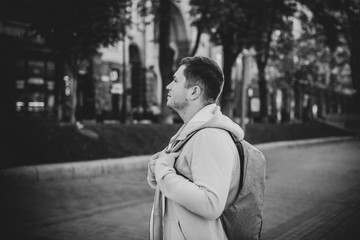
[1,138,360,240]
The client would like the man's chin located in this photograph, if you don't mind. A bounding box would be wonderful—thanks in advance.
[166,102,177,111]
[166,103,173,110]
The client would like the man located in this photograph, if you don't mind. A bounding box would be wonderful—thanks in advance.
[147,56,244,240]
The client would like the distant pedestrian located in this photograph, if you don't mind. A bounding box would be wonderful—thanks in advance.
[149,102,161,123]
[145,65,159,105]
[147,56,263,240]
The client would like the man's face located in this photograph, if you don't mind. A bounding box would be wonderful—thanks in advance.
[166,65,190,111]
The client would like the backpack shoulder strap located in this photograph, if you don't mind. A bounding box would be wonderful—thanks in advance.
[227,132,245,194]
[169,129,200,180]
[172,129,245,193]
[166,130,200,153]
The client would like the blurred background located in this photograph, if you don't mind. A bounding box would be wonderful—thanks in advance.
[0,0,359,166]
[0,0,360,167]
[1,1,360,240]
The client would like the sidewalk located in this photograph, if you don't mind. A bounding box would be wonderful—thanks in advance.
[1,136,359,240]
[260,137,360,240]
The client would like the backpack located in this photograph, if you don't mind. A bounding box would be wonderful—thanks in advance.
[171,129,266,240]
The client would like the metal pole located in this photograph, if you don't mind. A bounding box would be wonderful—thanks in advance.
[142,14,147,111]
[121,36,127,123]
[240,52,249,130]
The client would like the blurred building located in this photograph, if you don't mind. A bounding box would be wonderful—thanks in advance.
[0,19,59,119]
[0,0,355,124]
[0,0,264,124]
[0,0,232,123]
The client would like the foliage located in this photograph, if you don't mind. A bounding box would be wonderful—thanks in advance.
[299,0,360,111]
[267,17,351,90]
[266,17,295,89]
[267,4,353,120]
[298,0,355,50]
[247,0,296,121]
[190,0,249,49]
[22,0,132,60]
[271,35,351,94]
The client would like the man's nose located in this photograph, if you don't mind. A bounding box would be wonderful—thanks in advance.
[166,82,171,90]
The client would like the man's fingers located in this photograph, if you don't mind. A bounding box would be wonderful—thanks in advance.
[150,152,160,161]
[159,150,181,158]
[168,151,181,158]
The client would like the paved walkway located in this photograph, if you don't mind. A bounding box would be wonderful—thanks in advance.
[1,138,360,240]
[261,138,360,240]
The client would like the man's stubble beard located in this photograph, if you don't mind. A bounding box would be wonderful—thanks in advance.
[166,99,189,113]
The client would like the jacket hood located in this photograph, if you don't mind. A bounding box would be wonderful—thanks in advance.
[171,105,244,142]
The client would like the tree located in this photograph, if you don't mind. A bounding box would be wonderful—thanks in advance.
[157,0,176,123]
[189,0,296,121]
[248,0,296,122]
[189,0,249,116]
[7,0,132,123]
[299,0,360,113]
[269,26,332,120]
[138,0,180,123]
[265,17,295,121]
[268,7,352,121]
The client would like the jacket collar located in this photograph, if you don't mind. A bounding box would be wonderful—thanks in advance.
[189,103,217,123]
[170,103,219,142]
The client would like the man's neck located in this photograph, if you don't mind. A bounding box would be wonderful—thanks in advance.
[177,102,208,124]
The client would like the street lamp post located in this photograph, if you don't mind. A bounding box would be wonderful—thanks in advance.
[240,50,251,130]
[121,36,127,123]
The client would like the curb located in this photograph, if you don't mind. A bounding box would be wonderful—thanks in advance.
[1,136,357,183]
[1,155,150,183]
[254,135,357,151]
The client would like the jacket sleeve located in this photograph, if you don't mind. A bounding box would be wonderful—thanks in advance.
[147,164,157,189]
[156,130,237,220]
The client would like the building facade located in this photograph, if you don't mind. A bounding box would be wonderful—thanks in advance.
[0,19,60,120]
[92,0,226,123]
[0,0,229,123]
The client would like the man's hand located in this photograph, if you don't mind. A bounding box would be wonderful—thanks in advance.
[155,151,181,176]
[156,150,181,168]
[148,152,159,175]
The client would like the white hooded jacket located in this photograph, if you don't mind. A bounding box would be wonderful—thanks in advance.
[148,104,244,240]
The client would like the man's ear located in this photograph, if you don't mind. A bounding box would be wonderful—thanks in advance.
[189,85,202,100]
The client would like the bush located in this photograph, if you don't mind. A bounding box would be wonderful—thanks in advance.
[1,118,352,169]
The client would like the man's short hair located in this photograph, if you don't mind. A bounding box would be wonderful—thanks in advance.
[179,56,224,103]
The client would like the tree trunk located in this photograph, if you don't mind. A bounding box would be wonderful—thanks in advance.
[257,61,268,122]
[281,88,290,123]
[344,1,360,113]
[348,44,360,113]
[158,0,174,123]
[189,26,202,57]
[65,56,79,124]
[70,74,78,124]
[316,88,324,118]
[55,56,64,121]
[220,45,237,118]
[0,45,16,124]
